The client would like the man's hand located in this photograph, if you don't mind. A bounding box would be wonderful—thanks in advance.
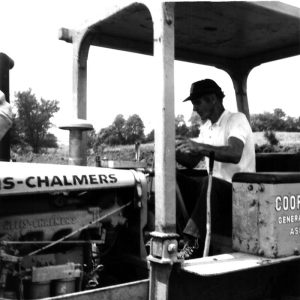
[175,137,203,168]
[176,138,203,155]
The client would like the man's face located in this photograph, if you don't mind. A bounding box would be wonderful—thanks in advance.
[191,94,216,121]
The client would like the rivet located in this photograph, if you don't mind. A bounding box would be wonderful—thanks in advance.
[258,248,264,256]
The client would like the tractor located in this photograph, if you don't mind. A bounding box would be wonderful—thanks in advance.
[1,1,300,299]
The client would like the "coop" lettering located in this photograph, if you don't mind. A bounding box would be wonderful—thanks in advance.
[275,195,300,212]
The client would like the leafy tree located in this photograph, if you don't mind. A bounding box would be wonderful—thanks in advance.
[273,108,285,119]
[285,116,300,132]
[175,113,200,138]
[95,115,128,146]
[111,114,126,144]
[10,113,25,147]
[146,113,200,143]
[188,112,201,137]
[145,129,154,143]
[13,89,59,153]
[175,114,189,137]
[251,111,273,131]
[123,114,145,144]
[40,133,58,148]
[98,125,116,145]
[87,129,99,151]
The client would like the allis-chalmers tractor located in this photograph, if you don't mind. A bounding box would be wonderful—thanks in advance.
[1,2,300,300]
[0,160,150,299]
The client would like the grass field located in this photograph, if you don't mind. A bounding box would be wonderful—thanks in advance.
[254,132,300,146]
[11,143,155,166]
[11,132,300,165]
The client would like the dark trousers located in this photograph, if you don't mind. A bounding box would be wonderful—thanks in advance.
[176,172,232,240]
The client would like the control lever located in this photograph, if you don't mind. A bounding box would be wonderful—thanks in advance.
[203,151,214,257]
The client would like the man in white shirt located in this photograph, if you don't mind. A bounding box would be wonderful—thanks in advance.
[176,79,255,259]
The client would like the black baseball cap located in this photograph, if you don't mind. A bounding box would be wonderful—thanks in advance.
[183,79,223,102]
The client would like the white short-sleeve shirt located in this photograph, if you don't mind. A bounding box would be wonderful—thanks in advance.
[194,110,256,182]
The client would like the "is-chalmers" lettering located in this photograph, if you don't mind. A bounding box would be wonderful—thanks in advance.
[0,174,118,190]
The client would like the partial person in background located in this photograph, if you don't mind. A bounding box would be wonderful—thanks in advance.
[176,79,255,259]
[0,90,13,141]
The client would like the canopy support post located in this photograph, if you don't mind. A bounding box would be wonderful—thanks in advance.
[226,64,253,121]
[147,3,179,300]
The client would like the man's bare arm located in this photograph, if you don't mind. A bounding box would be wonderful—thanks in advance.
[176,136,244,164]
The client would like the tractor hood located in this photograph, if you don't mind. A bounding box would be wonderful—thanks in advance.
[0,162,139,195]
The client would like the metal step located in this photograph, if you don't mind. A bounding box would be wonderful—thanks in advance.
[181,252,300,276]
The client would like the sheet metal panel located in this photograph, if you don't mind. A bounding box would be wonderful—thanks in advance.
[233,173,300,258]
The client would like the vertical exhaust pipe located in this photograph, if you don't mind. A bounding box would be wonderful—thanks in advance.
[0,53,14,161]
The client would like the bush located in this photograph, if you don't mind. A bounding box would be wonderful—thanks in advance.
[264,130,279,146]
[255,144,277,153]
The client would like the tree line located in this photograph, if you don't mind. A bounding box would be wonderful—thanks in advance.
[9,89,300,153]
[250,108,300,132]
[87,112,202,151]
[89,108,300,148]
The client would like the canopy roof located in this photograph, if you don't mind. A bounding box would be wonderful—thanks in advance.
[83,1,300,70]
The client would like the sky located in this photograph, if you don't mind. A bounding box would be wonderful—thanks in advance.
[0,0,300,144]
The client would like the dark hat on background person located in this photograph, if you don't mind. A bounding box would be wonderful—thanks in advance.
[183,79,224,102]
